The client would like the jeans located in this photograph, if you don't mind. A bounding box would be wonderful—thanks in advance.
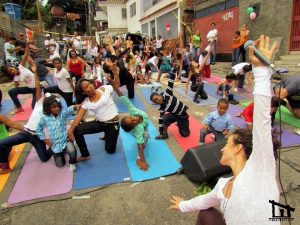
[192,46,200,59]
[149,63,157,72]
[200,125,225,144]
[218,84,234,101]
[73,120,120,157]
[162,113,190,137]
[8,87,36,109]
[239,45,246,62]
[0,131,52,163]
[232,48,240,66]
[53,141,77,167]
[44,86,74,107]
[43,74,57,87]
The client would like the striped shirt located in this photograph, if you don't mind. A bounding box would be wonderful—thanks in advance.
[158,72,188,134]
[36,106,74,153]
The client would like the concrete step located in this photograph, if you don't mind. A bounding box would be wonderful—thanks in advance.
[280,55,300,60]
[289,51,300,55]
[275,60,299,66]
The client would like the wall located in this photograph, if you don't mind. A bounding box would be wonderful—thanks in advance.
[156,9,179,39]
[239,0,293,55]
[107,4,128,29]
[194,7,239,54]
[126,0,141,33]
[142,0,177,18]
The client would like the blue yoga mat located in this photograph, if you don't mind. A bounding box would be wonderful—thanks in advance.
[120,121,181,181]
[113,93,147,113]
[0,100,14,115]
[73,134,130,190]
[204,83,245,101]
[174,87,218,106]
[140,88,161,107]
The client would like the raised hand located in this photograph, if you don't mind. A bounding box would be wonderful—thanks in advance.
[249,35,279,67]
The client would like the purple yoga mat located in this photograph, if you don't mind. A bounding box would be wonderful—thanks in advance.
[227,105,300,147]
[8,148,73,204]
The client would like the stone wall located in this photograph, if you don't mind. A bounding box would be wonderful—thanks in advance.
[239,0,293,56]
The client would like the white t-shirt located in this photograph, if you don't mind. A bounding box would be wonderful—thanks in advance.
[232,62,250,75]
[73,38,81,50]
[148,56,158,65]
[14,65,36,88]
[24,98,44,131]
[44,39,50,47]
[4,42,17,60]
[199,54,210,65]
[207,28,218,42]
[156,39,163,49]
[54,68,73,93]
[81,85,118,121]
[49,52,61,60]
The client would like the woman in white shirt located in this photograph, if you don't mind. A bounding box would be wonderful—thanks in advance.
[67,79,120,161]
[44,57,75,106]
[169,35,280,225]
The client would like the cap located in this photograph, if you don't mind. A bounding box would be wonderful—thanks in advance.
[46,34,50,37]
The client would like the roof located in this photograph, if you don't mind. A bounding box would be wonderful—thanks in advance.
[139,1,177,22]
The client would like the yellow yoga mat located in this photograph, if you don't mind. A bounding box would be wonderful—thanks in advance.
[0,143,26,193]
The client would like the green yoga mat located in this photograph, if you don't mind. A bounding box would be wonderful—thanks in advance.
[241,101,300,128]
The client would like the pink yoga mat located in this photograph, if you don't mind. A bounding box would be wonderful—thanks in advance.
[12,98,33,122]
[8,148,73,204]
[203,75,222,83]
[169,115,203,152]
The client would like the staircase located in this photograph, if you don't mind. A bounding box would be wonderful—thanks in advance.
[275,51,300,76]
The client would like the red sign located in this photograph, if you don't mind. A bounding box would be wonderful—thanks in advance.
[194,7,240,54]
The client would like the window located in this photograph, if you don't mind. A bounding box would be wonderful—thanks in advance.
[122,8,127,19]
[130,3,136,17]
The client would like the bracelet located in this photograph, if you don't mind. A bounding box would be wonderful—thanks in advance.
[137,155,141,160]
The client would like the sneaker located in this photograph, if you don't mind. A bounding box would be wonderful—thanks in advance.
[0,163,11,175]
[193,98,200,104]
[229,99,239,105]
[69,164,76,172]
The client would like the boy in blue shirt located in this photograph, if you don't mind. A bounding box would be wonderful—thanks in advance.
[200,98,234,144]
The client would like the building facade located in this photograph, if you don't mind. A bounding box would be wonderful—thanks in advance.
[125,0,141,33]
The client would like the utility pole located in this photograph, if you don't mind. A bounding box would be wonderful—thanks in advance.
[36,0,44,33]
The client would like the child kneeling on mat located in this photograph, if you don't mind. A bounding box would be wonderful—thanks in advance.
[107,77,151,171]
[36,94,80,171]
[200,98,234,145]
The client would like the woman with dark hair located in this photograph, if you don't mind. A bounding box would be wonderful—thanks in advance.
[67,50,92,83]
[169,35,280,225]
[67,78,120,161]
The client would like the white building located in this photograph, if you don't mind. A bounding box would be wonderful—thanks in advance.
[125,0,141,33]
[139,0,181,39]
[94,0,128,37]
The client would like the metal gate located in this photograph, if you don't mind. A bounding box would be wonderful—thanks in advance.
[290,0,300,50]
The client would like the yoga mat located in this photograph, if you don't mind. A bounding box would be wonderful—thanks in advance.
[140,87,160,107]
[203,75,222,83]
[120,121,181,181]
[73,134,130,190]
[241,101,300,129]
[0,100,14,115]
[12,98,33,122]
[169,115,203,152]
[8,147,73,204]
[174,87,218,106]
[226,105,300,147]
[137,81,161,88]
[204,83,245,101]
[0,143,26,193]
[113,93,147,113]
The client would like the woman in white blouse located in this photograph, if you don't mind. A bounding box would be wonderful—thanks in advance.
[67,79,120,161]
[169,35,280,225]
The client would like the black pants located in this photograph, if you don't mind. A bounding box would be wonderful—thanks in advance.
[0,131,52,163]
[70,72,81,84]
[200,125,225,143]
[121,81,135,99]
[163,113,190,137]
[239,45,246,62]
[191,83,208,100]
[8,87,36,109]
[237,74,245,88]
[73,120,120,157]
[196,208,226,225]
[44,86,74,107]
[0,89,2,106]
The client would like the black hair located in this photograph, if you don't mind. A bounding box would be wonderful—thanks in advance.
[211,23,216,26]
[242,64,252,73]
[218,98,229,107]
[1,65,9,76]
[43,95,62,116]
[176,52,182,59]
[271,96,280,108]
[75,78,96,104]
[226,73,237,80]
[235,31,241,36]
[94,57,101,65]
[102,62,114,78]
[150,92,160,101]
[201,50,208,57]
[120,117,133,132]
[9,37,17,41]
[53,57,62,64]
[231,129,280,159]
[69,50,78,58]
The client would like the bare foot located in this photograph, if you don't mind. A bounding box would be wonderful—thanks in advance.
[236,113,242,117]
[77,156,91,162]
[99,136,106,141]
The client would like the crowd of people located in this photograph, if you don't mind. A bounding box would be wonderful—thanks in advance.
[0,27,299,224]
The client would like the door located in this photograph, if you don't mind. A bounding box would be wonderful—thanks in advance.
[290,0,300,50]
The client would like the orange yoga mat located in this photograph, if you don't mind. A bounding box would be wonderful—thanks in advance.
[12,98,33,122]
[0,143,26,192]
